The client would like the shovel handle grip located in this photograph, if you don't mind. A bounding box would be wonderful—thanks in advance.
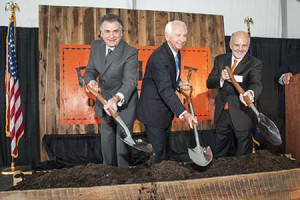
[180,86,193,104]
[86,85,119,119]
[225,66,253,106]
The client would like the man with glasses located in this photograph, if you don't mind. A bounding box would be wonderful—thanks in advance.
[84,14,138,166]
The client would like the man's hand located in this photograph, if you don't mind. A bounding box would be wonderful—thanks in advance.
[183,112,198,129]
[86,80,99,93]
[178,81,192,91]
[103,96,119,116]
[239,90,254,107]
[221,69,231,82]
[282,72,293,85]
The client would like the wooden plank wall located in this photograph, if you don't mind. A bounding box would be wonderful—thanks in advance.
[39,6,225,160]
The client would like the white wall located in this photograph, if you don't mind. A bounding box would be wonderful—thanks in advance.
[0,0,299,38]
[286,0,300,38]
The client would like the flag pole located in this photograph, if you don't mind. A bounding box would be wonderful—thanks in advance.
[244,17,258,154]
[1,1,23,176]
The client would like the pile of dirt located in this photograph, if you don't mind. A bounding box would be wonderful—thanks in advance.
[11,150,299,190]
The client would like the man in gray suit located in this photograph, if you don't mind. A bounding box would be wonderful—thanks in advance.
[84,14,138,166]
[207,31,262,158]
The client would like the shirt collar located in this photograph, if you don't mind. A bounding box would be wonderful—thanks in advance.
[106,46,115,55]
[167,42,178,58]
[231,55,242,66]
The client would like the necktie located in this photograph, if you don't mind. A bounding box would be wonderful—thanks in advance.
[175,54,180,81]
[224,59,238,110]
[231,59,238,73]
[105,48,113,64]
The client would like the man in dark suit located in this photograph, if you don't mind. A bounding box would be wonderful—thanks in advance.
[84,14,138,166]
[207,31,262,158]
[137,20,198,163]
[275,52,300,86]
[275,52,300,153]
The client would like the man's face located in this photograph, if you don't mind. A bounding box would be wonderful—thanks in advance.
[165,24,187,52]
[229,32,250,59]
[101,21,122,48]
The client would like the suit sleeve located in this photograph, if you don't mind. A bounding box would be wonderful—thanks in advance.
[84,41,99,85]
[207,56,222,89]
[275,57,289,82]
[118,48,138,103]
[247,60,263,101]
[151,54,185,117]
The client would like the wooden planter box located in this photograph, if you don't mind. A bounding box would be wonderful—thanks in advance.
[1,168,300,200]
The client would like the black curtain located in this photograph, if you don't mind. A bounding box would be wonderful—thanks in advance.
[0,26,40,167]
[1,27,300,167]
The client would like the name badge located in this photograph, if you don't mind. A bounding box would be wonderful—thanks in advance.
[234,75,243,83]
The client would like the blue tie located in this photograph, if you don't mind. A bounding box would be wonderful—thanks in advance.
[175,54,180,81]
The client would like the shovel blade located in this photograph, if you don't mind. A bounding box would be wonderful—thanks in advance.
[119,135,154,154]
[258,113,282,146]
[188,145,213,167]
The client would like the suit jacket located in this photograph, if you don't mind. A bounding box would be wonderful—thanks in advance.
[207,53,263,131]
[275,52,300,81]
[137,42,185,129]
[84,39,138,124]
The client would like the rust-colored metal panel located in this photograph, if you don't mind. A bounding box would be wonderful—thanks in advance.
[59,45,211,132]
[59,45,100,125]
[285,74,300,163]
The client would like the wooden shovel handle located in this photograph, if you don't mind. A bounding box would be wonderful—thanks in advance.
[86,85,119,119]
[224,66,253,106]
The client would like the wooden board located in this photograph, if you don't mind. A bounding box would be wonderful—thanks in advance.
[39,6,225,160]
[285,74,300,163]
[2,168,300,200]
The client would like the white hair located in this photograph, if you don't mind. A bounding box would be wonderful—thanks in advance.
[165,20,187,35]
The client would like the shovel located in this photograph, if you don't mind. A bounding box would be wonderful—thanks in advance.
[225,66,282,146]
[181,87,213,166]
[86,85,153,153]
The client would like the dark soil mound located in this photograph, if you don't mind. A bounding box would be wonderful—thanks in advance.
[11,150,299,190]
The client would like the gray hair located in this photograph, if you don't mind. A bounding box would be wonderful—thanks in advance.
[100,13,123,31]
[165,20,187,35]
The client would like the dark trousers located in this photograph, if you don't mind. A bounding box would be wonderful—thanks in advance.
[213,110,252,158]
[145,124,171,163]
[100,113,131,166]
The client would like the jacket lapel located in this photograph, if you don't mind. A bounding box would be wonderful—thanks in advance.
[96,41,106,74]
[234,54,249,75]
[164,42,177,83]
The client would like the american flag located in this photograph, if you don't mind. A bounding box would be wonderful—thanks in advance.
[6,17,24,158]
